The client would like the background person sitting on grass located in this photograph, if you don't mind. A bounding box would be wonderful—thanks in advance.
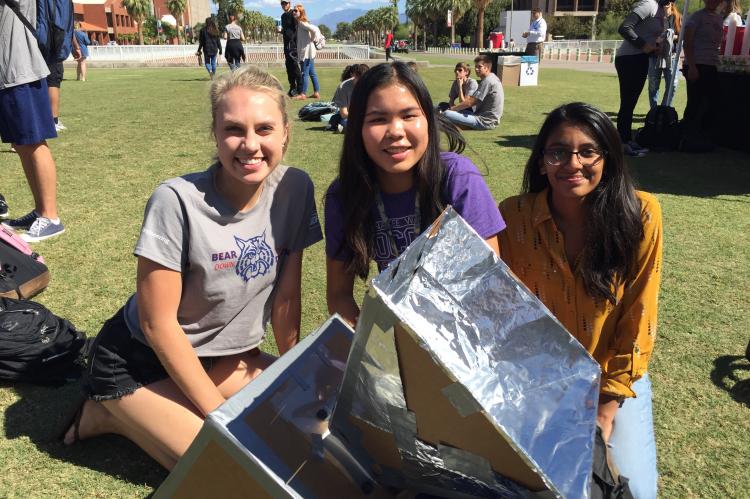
[441,54,504,130]
[437,62,478,113]
[328,63,369,133]
[62,66,322,470]
[498,102,662,499]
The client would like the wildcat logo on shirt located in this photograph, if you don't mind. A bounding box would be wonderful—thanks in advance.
[210,231,276,280]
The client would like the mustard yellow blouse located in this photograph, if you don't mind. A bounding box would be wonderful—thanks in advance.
[498,189,663,399]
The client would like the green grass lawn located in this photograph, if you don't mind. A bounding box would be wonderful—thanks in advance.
[0,64,748,498]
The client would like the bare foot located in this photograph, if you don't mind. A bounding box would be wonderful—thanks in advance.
[63,400,113,445]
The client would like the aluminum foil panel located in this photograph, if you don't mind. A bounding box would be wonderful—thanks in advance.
[331,207,601,498]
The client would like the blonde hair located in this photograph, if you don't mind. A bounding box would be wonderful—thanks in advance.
[209,65,290,152]
[294,3,309,22]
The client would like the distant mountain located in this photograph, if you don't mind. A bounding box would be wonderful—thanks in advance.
[313,8,407,29]
[314,9,367,28]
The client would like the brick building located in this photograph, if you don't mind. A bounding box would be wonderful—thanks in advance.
[73,0,210,45]
[73,0,138,45]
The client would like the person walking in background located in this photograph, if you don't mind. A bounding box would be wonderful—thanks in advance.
[280,0,302,97]
[197,17,222,80]
[682,0,723,135]
[647,1,681,109]
[0,0,65,242]
[384,29,394,61]
[74,23,91,82]
[223,11,245,70]
[499,103,662,499]
[442,54,504,130]
[522,8,547,59]
[292,4,320,101]
[615,0,661,156]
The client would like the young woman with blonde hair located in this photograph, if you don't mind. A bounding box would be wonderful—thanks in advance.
[62,66,322,469]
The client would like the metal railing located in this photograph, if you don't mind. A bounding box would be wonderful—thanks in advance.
[83,44,370,63]
[426,40,623,59]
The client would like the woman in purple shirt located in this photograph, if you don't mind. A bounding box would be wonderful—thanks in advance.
[325,62,505,325]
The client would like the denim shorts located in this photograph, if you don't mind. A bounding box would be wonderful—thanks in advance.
[84,308,217,401]
[0,79,56,145]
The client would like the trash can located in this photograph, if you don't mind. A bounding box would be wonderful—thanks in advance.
[496,55,521,86]
[519,55,539,86]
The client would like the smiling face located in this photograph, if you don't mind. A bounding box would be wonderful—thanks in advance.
[214,87,288,191]
[362,83,429,193]
[541,122,604,202]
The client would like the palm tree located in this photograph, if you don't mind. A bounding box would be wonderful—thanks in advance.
[167,0,186,44]
[122,0,150,45]
[473,0,493,49]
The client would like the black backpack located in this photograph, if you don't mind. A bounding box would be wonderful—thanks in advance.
[590,426,635,499]
[635,105,680,151]
[298,101,339,121]
[0,297,86,386]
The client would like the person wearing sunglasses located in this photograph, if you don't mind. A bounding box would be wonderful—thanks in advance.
[498,102,663,499]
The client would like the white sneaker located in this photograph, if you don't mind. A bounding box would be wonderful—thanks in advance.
[55,121,67,132]
[20,217,65,242]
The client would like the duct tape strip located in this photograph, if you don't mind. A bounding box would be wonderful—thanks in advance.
[441,382,484,418]
[438,444,495,488]
[387,405,417,455]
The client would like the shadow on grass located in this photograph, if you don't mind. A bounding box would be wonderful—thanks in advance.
[710,355,750,407]
[494,134,538,150]
[605,111,647,125]
[169,78,211,82]
[2,381,167,489]
[628,148,750,197]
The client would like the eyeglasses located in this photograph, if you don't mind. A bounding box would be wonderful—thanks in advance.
[542,148,606,167]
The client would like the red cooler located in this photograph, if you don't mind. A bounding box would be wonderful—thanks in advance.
[489,32,504,49]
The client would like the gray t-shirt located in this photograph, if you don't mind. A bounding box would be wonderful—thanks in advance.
[684,9,723,66]
[225,22,243,40]
[473,73,504,128]
[448,78,479,104]
[616,0,660,57]
[332,77,355,109]
[0,0,50,89]
[123,163,323,356]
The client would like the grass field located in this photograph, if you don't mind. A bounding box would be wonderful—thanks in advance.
[0,62,748,498]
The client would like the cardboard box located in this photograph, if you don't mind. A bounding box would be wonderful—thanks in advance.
[496,59,521,86]
[154,316,396,499]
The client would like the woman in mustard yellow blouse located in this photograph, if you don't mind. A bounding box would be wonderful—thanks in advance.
[498,102,662,499]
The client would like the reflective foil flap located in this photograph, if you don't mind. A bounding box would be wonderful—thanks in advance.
[330,207,601,498]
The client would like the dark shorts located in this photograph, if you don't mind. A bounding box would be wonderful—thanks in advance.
[84,308,217,401]
[0,79,56,145]
[46,62,64,87]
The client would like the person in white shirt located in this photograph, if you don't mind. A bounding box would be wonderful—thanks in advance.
[523,8,547,59]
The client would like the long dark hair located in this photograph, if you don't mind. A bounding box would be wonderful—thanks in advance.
[205,17,219,37]
[523,102,644,304]
[333,61,465,278]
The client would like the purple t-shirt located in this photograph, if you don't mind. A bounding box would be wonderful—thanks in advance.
[325,152,505,271]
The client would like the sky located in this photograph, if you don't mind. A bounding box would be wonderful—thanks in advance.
[240,0,404,22]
